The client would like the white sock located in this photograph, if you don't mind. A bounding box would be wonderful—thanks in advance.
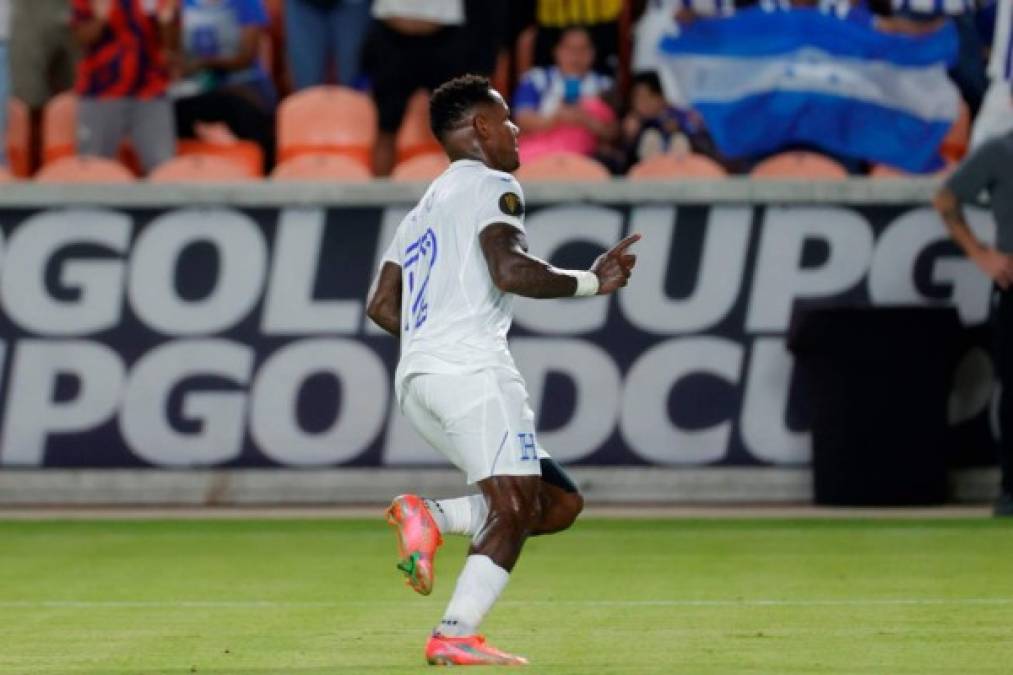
[424,495,488,536]
[437,555,509,637]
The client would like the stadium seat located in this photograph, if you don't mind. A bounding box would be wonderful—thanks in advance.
[940,98,970,164]
[35,155,135,183]
[177,138,264,176]
[395,89,441,164]
[869,162,954,179]
[42,91,78,166]
[271,153,373,182]
[627,153,727,180]
[277,86,377,168]
[6,98,31,177]
[40,92,144,174]
[390,152,450,182]
[869,163,906,178]
[148,154,257,183]
[750,151,848,179]
[514,152,611,182]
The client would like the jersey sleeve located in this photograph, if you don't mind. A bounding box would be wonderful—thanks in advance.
[475,173,527,235]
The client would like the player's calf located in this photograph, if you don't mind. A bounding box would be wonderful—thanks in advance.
[471,475,543,571]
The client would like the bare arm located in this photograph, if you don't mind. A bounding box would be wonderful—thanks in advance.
[480,224,640,298]
[516,105,617,141]
[515,109,559,134]
[934,185,1013,289]
[366,261,402,336]
[73,20,106,46]
[73,0,113,47]
[578,109,619,142]
[188,26,260,72]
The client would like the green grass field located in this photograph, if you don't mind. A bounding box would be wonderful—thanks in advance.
[1,517,1011,674]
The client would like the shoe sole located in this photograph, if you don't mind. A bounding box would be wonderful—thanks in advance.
[385,500,434,596]
[427,651,528,666]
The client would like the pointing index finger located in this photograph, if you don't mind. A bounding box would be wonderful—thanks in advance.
[609,233,642,257]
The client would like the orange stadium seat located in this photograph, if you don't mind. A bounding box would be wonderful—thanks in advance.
[277,86,377,167]
[177,138,264,176]
[750,151,847,179]
[149,154,257,183]
[940,98,970,164]
[35,156,135,183]
[41,92,144,174]
[627,153,727,180]
[6,98,31,177]
[396,90,441,164]
[869,163,906,178]
[271,153,373,182]
[869,162,954,179]
[42,92,78,166]
[391,152,449,182]
[514,152,611,182]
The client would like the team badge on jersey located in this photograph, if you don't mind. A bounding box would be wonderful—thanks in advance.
[499,192,524,217]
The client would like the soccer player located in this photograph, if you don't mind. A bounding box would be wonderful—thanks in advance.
[366,73,639,666]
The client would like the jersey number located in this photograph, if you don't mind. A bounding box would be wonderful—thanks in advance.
[404,228,438,331]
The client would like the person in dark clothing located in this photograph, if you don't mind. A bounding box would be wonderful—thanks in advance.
[934,90,1013,517]
[170,0,277,170]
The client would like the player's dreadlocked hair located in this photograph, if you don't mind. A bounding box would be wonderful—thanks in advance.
[429,74,496,142]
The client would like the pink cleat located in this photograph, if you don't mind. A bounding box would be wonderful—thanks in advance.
[385,494,443,595]
[425,633,529,666]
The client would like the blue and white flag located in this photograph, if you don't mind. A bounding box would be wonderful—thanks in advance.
[659,8,961,172]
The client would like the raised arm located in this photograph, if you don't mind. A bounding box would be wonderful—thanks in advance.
[366,261,402,336]
[479,224,640,299]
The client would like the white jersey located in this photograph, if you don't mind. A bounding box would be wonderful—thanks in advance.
[380,159,527,404]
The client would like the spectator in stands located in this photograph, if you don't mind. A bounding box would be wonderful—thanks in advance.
[284,0,372,89]
[171,0,277,169]
[10,0,78,172]
[513,0,623,76]
[71,0,175,174]
[871,0,987,116]
[621,71,717,171]
[513,26,618,165]
[0,0,8,169]
[362,0,467,176]
[933,90,1013,517]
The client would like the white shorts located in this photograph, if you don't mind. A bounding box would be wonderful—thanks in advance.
[401,369,548,484]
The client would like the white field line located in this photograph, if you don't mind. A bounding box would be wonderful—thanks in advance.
[0,598,1011,609]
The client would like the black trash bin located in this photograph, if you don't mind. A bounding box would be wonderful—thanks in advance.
[788,307,962,506]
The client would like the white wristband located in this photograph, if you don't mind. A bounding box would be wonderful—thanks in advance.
[561,270,599,297]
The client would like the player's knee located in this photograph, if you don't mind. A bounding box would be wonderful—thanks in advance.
[557,492,584,531]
